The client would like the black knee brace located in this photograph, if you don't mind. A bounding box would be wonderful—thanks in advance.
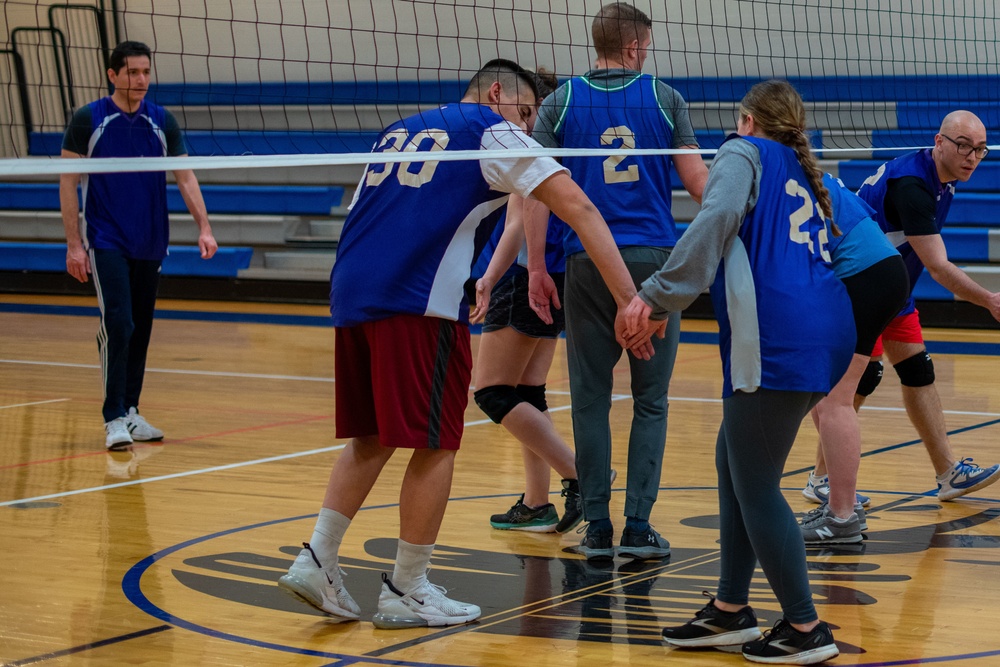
[516,384,548,412]
[893,351,935,387]
[856,360,884,396]
[474,385,523,424]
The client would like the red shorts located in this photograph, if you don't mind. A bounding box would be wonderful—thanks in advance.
[870,309,924,357]
[335,314,472,449]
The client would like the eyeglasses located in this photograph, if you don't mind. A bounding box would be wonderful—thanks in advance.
[940,134,989,159]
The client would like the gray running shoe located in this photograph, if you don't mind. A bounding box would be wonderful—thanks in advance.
[801,505,863,545]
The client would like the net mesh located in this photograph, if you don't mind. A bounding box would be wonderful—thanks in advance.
[1,0,999,173]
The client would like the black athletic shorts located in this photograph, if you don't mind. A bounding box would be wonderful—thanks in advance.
[840,255,909,356]
[482,271,565,338]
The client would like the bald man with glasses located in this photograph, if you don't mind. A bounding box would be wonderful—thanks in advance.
[803,110,1000,505]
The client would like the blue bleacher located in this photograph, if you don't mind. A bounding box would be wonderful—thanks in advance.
[0,182,343,216]
[837,161,1000,193]
[28,128,795,157]
[0,242,253,277]
[136,75,1000,105]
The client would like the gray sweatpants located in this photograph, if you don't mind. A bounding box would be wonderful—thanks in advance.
[565,246,681,523]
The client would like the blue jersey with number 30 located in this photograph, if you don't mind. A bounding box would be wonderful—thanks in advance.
[331,103,561,327]
[711,136,855,397]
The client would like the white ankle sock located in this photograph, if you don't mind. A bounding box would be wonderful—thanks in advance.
[296,508,351,569]
[392,539,434,593]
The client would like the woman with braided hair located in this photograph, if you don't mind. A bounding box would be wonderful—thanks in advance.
[623,80,851,664]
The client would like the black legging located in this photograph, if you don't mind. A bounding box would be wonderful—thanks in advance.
[715,388,825,624]
[91,248,161,423]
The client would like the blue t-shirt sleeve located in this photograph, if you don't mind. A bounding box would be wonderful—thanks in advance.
[61,105,93,155]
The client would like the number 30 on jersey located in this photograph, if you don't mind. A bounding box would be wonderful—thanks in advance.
[365,129,450,188]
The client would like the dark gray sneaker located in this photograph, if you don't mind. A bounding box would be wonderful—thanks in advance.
[662,592,762,648]
[800,504,863,545]
[618,525,670,559]
[572,524,615,561]
[555,479,584,534]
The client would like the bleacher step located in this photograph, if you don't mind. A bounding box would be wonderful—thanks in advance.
[263,250,335,272]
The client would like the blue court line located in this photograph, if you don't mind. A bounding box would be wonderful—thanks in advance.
[120,511,474,667]
[784,416,1000,479]
[1,625,172,667]
[5,302,1000,356]
[109,483,1000,666]
[0,302,334,327]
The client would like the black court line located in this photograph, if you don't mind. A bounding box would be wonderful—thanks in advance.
[356,553,719,660]
[1,625,172,667]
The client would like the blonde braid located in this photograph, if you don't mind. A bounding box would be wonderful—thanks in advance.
[740,80,840,235]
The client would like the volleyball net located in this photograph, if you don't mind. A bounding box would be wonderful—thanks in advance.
[1,0,999,177]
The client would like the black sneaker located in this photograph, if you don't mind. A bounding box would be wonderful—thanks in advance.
[489,495,558,532]
[618,524,671,559]
[555,479,583,533]
[573,523,614,561]
[742,619,839,664]
[662,592,762,647]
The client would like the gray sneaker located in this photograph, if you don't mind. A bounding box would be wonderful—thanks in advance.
[801,505,863,545]
[802,502,867,532]
[618,525,671,559]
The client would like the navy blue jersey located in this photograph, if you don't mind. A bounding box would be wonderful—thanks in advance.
[330,103,564,327]
[62,97,185,260]
[550,73,678,256]
[857,149,956,314]
[710,137,854,397]
[823,174,898,279]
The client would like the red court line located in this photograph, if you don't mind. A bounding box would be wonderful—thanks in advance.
[0,414,333,471]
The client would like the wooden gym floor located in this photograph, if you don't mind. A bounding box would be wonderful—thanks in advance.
[2,294,1000,666]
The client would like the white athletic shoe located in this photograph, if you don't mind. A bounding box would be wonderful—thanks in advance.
[126,407,164,441]
[278,543,360,621]
[105,416,133,450]
[372,573,481,629]
[937,458,1000,501]
[801,471,828,503]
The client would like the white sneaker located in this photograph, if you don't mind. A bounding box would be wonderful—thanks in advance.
[278,543,360,621]
[802,471,828,503]
[372,574,480,629]
[105,416,133,450]
[126,407,164,441]
[937,458,1000,501]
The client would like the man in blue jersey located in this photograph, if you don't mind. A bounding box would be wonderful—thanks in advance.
[278,59,639,629]
[60,41,217,450]
[528,2,709,560]
[844,110,1000,501]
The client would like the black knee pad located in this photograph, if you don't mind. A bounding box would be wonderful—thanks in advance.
[516,384,548,412]
[474,385,523,424]
[856,360,884,397]
[893,351,935,387]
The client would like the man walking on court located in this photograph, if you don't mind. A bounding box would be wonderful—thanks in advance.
[277,59,640,629]
[808,110,1000,501]
[528,2,708,559]
[60,40,217,450]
